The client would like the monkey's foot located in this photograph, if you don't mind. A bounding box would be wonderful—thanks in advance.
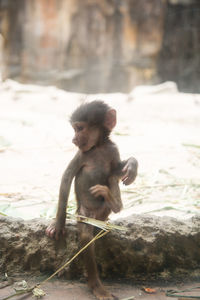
[90,281,118,300]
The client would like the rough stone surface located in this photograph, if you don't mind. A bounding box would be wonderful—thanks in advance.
[1,214,200,280]
[1,0,200,93]
[158,1,200,93]
[0,0,165,92]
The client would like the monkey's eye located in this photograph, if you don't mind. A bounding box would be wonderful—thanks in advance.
[77,125,84,132]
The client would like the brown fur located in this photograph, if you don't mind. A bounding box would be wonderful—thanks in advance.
[46,101,138,300]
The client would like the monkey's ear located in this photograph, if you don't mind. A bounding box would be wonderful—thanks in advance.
[104,109,116,130]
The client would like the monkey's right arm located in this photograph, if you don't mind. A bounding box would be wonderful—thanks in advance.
[89,177,122,214]
[46,152,82,239]
[90,145,123,214]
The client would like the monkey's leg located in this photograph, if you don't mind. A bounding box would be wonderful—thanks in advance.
[78,222,118,300]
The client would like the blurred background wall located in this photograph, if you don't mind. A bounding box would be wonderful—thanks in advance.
[0,0,199,93]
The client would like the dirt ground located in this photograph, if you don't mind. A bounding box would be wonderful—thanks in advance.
[1,277,200,300]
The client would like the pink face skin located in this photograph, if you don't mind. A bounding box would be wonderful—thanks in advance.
[72,121,100,152]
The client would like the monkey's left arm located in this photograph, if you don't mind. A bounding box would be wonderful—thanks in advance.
[119,157,138,185]
[107,176,123,213]
[110,144,138,185]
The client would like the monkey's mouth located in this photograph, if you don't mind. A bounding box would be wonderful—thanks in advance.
[73,140,87,151]
[79,143,93,152]
[79,146,89,152]
[77,142,87,150]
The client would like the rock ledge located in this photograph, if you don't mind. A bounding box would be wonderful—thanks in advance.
[1,214,200,280]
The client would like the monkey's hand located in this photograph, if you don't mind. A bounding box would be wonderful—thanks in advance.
[45,221,65,240]
[90,184,121,213]
[121,157,138,185]
[89,185,110,199]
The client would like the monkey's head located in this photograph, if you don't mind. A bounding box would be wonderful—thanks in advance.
[70,101,116,152]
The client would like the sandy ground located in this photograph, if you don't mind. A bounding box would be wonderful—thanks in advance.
[0,80,200,220]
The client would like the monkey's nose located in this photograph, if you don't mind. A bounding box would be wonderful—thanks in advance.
[72,137,77,145]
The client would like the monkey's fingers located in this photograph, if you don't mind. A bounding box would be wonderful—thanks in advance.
[49,229,56,239]
[122,167,136,185]
[89,188,102,197]
[89,185,102,194]
[122,176,132,185]
[89,184,102,190]
[121,166,129,183]
[89,185,108,197]
[45,226,52,236]
[121,172,129,183]
[46,227,55,238]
